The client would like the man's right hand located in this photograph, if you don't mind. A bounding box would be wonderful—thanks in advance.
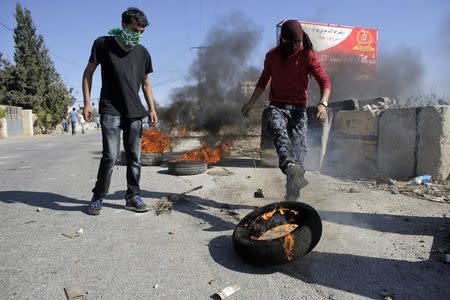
[83,106,92,122]
[241,101,254,118]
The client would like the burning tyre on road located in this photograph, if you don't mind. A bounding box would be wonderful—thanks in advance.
[232,201,322,266]
[168,142,231,176]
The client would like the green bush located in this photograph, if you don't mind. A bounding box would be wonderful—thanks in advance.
[0,107,5,118]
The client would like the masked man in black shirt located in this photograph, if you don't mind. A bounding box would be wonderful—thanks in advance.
[82,7,158,215]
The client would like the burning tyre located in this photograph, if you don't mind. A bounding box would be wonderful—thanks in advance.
[168,160,207,176]
[141,152,163,166]
[232,201,322,266]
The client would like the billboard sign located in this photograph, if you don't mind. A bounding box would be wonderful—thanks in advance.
[276,20,378,79]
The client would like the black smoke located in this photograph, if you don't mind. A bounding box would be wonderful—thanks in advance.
[161,13,262,140]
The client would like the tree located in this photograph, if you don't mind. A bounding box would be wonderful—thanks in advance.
[2,3,74,132]
[10,3,46,109]
[0,53,15,105]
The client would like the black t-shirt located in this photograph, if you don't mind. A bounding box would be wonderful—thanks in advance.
[89,36,153,118]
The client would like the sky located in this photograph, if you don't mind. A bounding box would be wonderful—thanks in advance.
[1,0,450,108]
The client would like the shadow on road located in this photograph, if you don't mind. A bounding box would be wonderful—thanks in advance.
[0,190,123,215]
[110,189,257,232]
[208,211,450,299]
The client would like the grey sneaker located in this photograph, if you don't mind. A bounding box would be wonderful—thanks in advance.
[286,164,308,191]
[88,198,103,215]
[125,196,149,213]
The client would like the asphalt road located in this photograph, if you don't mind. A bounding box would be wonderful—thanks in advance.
[1,131,449,299]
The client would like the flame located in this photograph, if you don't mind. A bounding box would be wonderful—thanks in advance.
[259,207,289,221]
[284,233,295,261]
[177,143,230,164]
[141,128,171,153]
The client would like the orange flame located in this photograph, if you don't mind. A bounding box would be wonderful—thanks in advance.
[177,143,230,164]
[141,128,171,153]
[259,207,289,221]
[284,233,295,261]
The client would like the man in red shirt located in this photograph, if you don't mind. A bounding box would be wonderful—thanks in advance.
[242,20,331,201]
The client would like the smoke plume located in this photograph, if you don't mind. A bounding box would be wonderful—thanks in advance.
[309,48,425,106]
[162,13,262,141]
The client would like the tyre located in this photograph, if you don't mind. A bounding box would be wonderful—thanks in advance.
[232,201,322,266]
[168,160,207,176]
[141,152,163,166]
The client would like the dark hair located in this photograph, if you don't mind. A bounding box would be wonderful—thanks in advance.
[122,7,149,27]
[302,32,314,51]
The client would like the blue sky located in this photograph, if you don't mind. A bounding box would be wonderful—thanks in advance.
[1,0,449,107]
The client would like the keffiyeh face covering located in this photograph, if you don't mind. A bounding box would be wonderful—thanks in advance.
[108,27,142,48]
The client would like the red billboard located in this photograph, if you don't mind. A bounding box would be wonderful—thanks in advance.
[277,20,378,79]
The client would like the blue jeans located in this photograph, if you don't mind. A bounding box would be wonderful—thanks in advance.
[92,114,143,200]
[71,122,77,135]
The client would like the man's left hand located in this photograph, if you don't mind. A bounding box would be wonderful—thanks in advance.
[316,104,327,123]
[149,111,158,125]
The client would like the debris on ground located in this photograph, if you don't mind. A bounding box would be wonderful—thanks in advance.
[168,230,175,235]
[153,186,203,215]
[62,228,83,239]
[212,285,240,299]
[36,207,43,212]
[153,284,159,289]
[208,167,234,176]
[64,284,88,300]
[356,178,450,203]
[254,188,264,198]
[208,278,216,285]
[338,186,361,193]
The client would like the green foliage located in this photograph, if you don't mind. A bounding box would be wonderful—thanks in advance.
[0,3,74,132]
[0,107,5,118]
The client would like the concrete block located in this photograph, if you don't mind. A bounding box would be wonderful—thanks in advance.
[323,138,378,177]
[377,107,417,180]
[22,109,34,136]
[321,110,379,178]
[333,111,379,137]
[329,99,359,112]
[0,118,7,139]
[417,106,450,181]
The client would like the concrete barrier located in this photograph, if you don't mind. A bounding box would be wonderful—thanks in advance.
[0,118,7,139]
[22,110,34,136]
[377,108,417,180]
[417,106,450,181]
[322,111,379,177]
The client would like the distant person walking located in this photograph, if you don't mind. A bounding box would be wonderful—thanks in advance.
[79,113,86,134]
[82,7,158,215]
[69,107,78,135]
[62,111,68,134]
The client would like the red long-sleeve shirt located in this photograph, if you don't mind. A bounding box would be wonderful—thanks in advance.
[256,46,331,107]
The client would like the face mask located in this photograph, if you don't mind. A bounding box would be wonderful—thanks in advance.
[279,38,301,59]
[108,27,142,48]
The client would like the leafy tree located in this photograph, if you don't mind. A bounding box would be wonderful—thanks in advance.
[0,3,74,132]
[0,53,15,105]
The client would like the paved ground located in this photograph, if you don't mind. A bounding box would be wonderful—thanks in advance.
[1,131,449,299]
